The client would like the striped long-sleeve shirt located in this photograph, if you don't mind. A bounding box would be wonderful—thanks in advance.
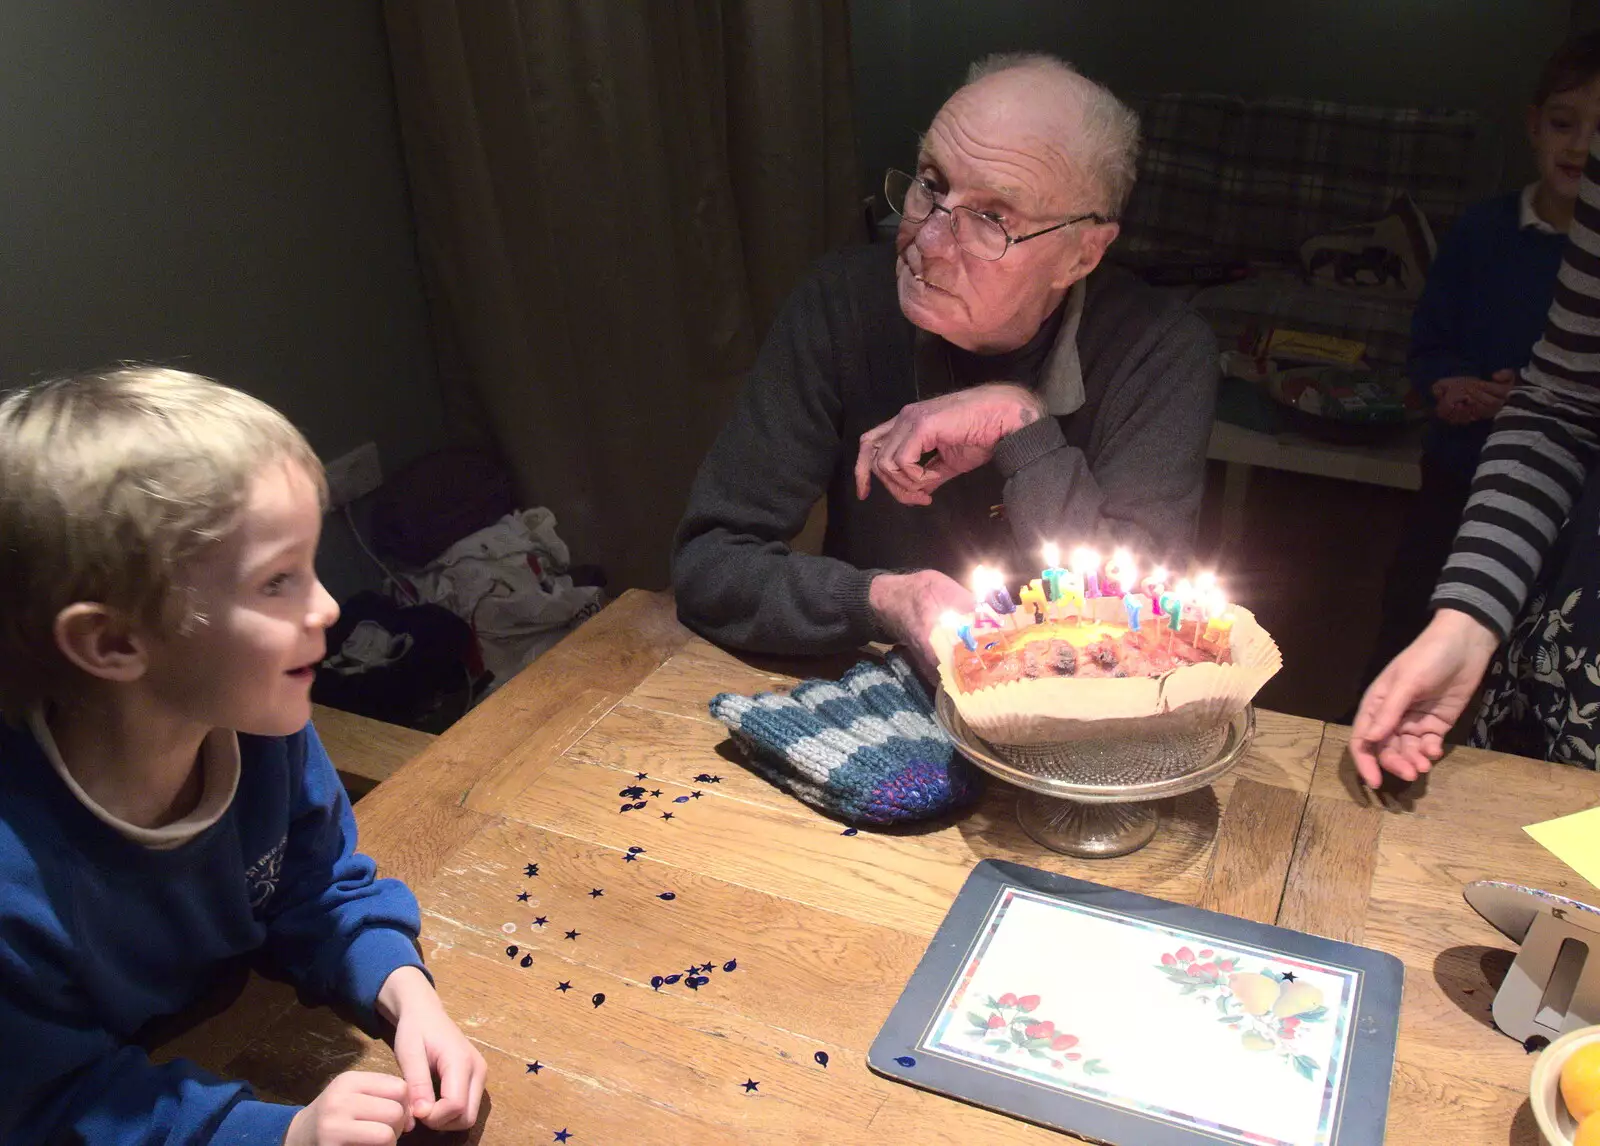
[1432,136,1600,638]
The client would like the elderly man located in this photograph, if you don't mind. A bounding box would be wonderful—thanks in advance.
[673,53,1218,662]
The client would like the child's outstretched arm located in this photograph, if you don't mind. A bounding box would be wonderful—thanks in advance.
[258,723,484,1128]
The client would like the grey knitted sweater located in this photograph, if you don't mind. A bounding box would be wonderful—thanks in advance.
[672,244,1218,655]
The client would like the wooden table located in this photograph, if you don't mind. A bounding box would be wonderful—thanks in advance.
[156,590,1600,1143]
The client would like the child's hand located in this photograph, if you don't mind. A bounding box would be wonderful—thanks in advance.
[284,1071,413,1146]
[378,966,488,1129]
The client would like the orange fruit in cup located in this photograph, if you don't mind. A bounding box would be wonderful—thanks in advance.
[1562,1043,1600,1123]
[1575,1112,1600,1146]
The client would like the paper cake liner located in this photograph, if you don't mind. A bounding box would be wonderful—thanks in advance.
[932,603,1281,746]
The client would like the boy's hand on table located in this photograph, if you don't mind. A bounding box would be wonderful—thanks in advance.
[1350,608,1499,788]
[377,965,488,1129]
[1432,372,1514,424]
[284,1071,413,1146]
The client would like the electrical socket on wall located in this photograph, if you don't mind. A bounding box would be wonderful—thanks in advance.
[324,441,382,508]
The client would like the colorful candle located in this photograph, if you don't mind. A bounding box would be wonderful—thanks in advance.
[1072,547,1102,598]
[1167,579,1194,636]
[1143,565,1171,615]
[940,609,977,652]
[1159,589,1184,631]
[1040,542,1067,601]
[1107,548,1136,596]
[1123,592,1146,632]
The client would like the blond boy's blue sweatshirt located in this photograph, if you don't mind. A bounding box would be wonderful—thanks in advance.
[0,720,427,1144]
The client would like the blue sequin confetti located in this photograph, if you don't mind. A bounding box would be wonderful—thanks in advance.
[526,1061,543,1074]
[589,888,604,898]
[741,1079,759,1092]
[840,828,858,836]
[505,945,519,958]
[533,916,548,927]
[619,785,645,799]
[689,975,710,989]
[814,1051,829,1068]
[619,801,648,813]
[556,981,572,992]
[673,795,690,803]
[657,892,676,901]
[723,959,737,973]
[516,891,531,902]
[661,812,674,821]
[664,974,682,985]
[554,1131,572,1143]
[628,846,645,854]
[695,773,723,784]
[894,1056,917,1068]
[520,954,533,968]
[591,993,605,1008]
[650,975,664,990]
[564,929,580,940]
[525,863,539,877]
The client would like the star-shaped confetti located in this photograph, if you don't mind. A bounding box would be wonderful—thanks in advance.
[636,772,649,780]
[516,891,531,902]
[554,1130,572,1143]
[741,1079,759,1092]
[525,863,540,877]
[689,791,703,799]
[1282,972,1298,982]
[533,916,548,927]
[623,852,638,862]
[556,981,572,992]
[661,812,674,821]
[565,929,580,940]
[650,789,662,798]
[588,888,604,898]
[526,1061,543,1074]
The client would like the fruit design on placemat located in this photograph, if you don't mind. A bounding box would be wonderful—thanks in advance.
[1155,946,1327,1079]
[962,992,1109,1076]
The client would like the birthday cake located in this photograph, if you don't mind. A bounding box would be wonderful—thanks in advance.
[932,547,1280,746]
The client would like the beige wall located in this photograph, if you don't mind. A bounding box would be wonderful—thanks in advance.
[0,2,446,598]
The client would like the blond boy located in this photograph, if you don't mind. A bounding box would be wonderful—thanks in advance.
[0,369,486,1144]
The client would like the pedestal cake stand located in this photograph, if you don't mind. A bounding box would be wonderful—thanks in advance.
[935,688,1256,858]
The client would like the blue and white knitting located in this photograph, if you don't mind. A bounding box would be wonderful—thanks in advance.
[709,651,979,825]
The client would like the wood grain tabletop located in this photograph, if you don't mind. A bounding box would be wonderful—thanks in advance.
[151,590,1600,1144]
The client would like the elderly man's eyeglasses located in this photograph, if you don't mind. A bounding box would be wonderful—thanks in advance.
[884,168,1115,262]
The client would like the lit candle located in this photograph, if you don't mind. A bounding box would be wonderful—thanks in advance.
[1019,579,1049,624]
[1107,548,1136,596]
[940,609,977,652]
[1159,588,1184,630]
[1143,565,1171,615]
[1167,579,1194,636]
[1123,591,1146,632]
[1072,547,1102,598]
[1040,542,1067,601]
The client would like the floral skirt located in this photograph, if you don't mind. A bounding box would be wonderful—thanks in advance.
[1472,467,1600,768]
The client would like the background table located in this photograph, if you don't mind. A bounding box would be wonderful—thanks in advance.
[154,591,1600,1143]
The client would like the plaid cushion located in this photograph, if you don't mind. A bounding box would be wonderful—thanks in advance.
[1121,93,1490,264]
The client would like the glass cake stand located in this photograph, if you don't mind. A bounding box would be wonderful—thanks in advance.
[934,688,1256,858]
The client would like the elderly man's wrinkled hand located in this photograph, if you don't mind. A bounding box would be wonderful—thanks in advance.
[855,383,1045,506]
[868,569,975,673]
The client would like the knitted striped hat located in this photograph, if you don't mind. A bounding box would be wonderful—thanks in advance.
[709,652,979,825]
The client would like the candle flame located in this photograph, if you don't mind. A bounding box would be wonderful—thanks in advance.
[1041,541,1060,568]
[1151,565,1170,584]
[1070,546,1100,574]
[1195,570,1217,593]
[939,610,963,630]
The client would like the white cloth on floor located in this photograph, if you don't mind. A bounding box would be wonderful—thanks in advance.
[401,508,602,689]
